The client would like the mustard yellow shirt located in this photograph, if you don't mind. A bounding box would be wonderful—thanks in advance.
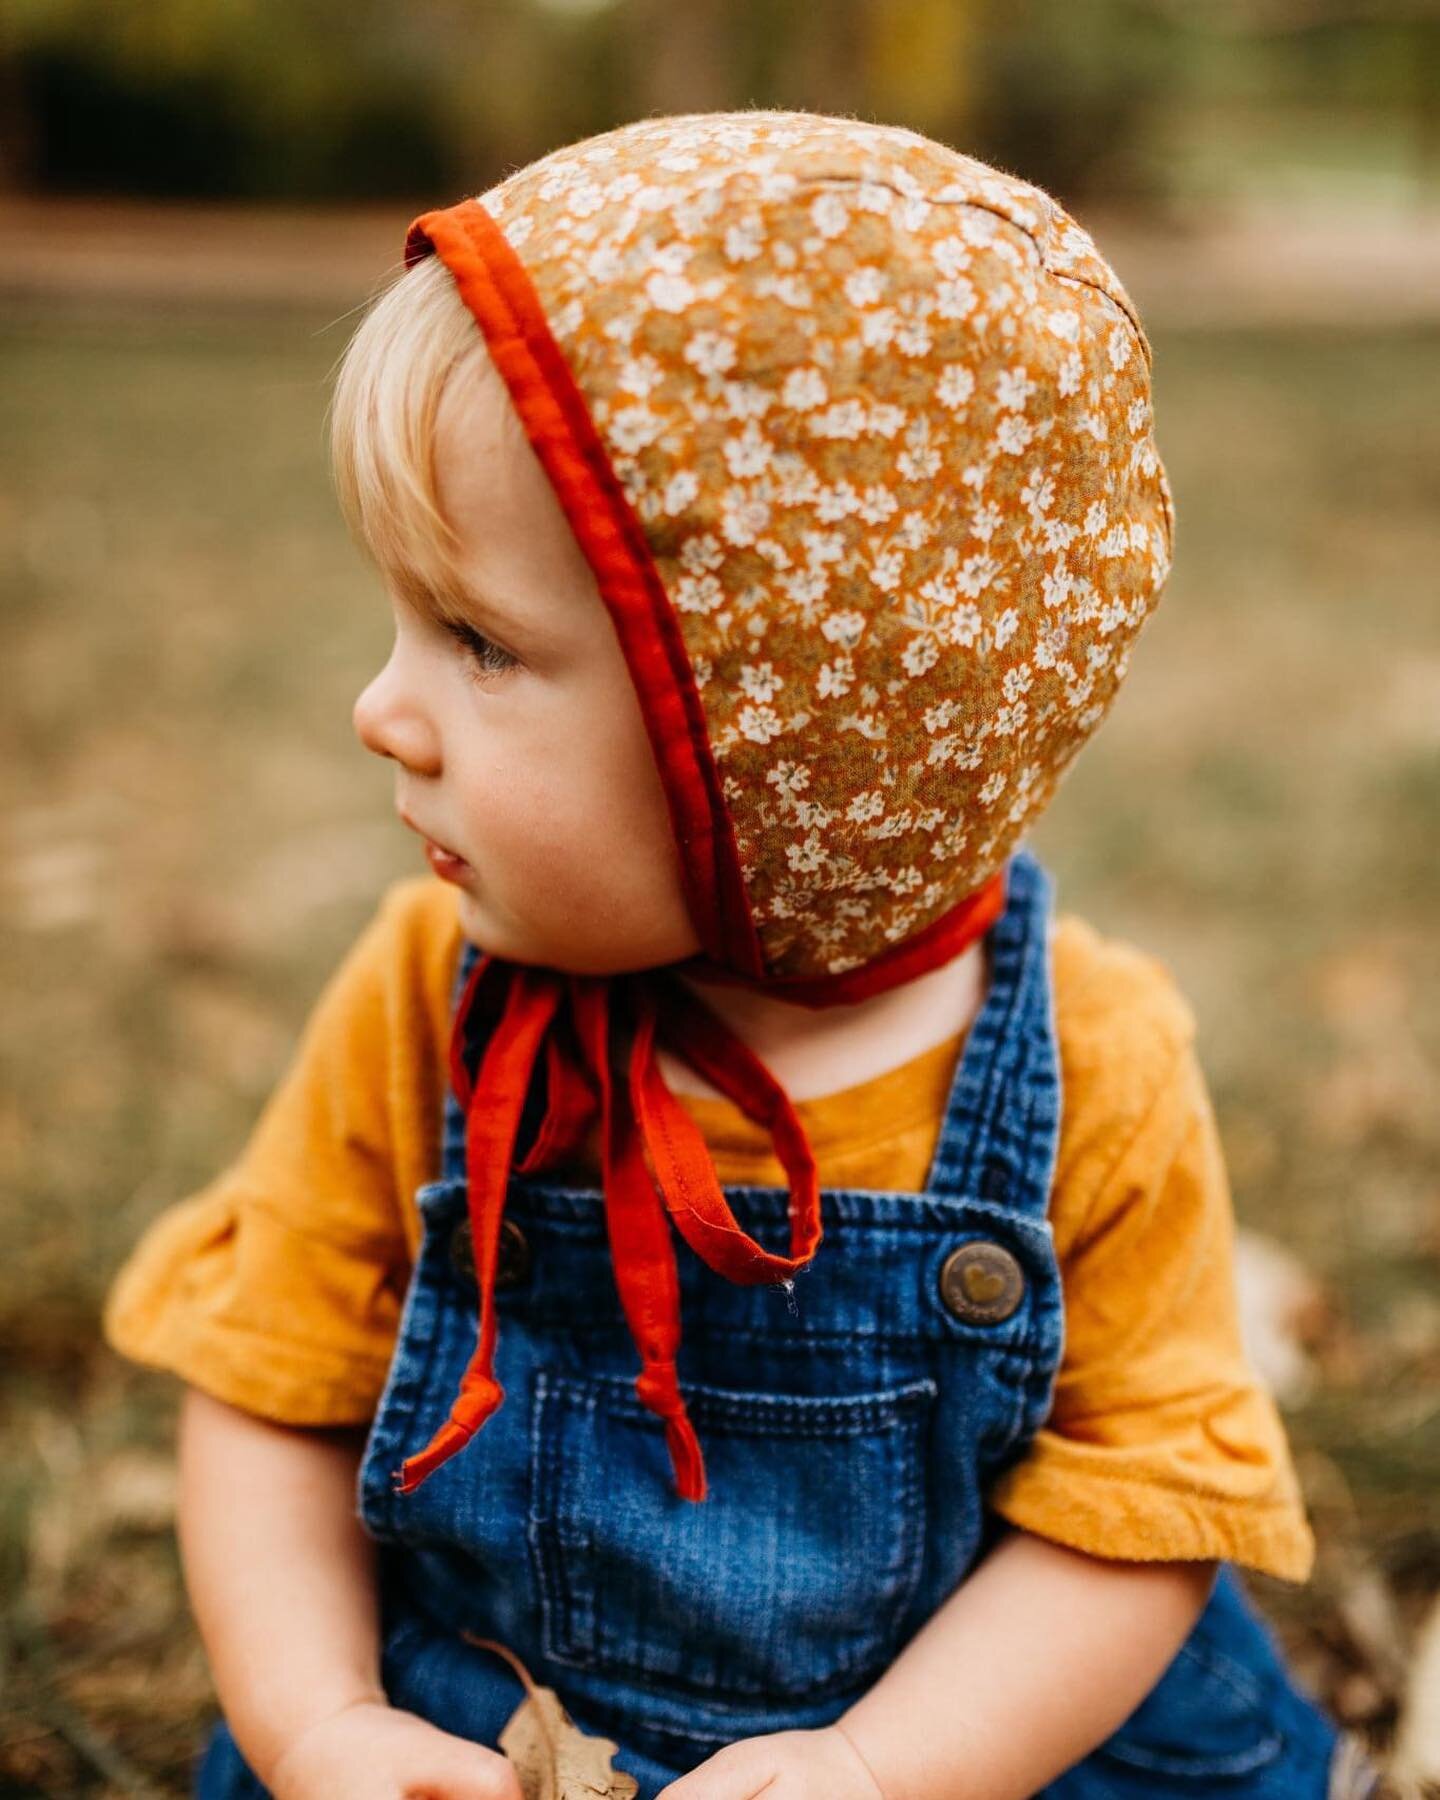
[101,874,1316,1582]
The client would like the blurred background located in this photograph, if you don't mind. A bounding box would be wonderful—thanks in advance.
[2,1,1438,1793]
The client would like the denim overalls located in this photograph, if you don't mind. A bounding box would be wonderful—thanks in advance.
[195,850,1362,1799]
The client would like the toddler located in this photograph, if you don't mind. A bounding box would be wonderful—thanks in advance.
[102,109,1383,1799]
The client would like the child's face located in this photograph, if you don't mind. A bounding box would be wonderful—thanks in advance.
[352,363,702,975]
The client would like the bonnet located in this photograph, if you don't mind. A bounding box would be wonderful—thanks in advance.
[388,109,1173,1502]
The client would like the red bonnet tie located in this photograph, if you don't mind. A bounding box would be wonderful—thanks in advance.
[392,873,1006,1504]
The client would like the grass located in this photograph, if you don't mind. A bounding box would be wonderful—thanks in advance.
[2,304,1437,1793]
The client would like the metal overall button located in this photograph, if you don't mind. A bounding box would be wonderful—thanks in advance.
[449,1216,531,1291]
[938,1240,1024,1324]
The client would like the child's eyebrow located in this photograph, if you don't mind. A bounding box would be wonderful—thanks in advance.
[438,581,555,649]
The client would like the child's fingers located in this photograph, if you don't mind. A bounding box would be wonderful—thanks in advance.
[654,1737,778,1799]
[397,1723,526,1800]
[268,1697,525,1800]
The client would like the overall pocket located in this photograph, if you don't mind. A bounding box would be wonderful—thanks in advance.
[527,1367,936,1702]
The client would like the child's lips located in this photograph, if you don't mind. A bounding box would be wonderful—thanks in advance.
[424,840,471,884]
[400,811,472,883]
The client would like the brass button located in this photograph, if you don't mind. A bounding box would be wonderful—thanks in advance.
[938,1240,1024,1324]
[449,1217,531,1291]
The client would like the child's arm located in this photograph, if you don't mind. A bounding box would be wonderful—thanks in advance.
[656,1526,1217,1800]
[177,1385,522,1799]
[834,1527,1219,1800]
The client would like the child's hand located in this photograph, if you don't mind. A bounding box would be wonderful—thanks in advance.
[266,1695,525,1800]
[654,1724,884,1800]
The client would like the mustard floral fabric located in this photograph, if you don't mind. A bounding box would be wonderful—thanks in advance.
[454,111,1173,978]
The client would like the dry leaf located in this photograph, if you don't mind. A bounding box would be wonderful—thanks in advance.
[461,1632,639,1799]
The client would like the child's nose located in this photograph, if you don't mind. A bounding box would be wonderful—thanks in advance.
[352,663,442,776]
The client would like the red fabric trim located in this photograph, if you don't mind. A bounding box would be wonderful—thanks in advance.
[673,865,1009,1008]
[403,200,760,977]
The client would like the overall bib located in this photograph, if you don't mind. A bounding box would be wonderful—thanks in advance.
[195,852,1351,1798]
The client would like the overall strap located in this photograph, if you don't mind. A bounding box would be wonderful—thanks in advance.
[440,936,483,1182]
[921,847,1062,1222]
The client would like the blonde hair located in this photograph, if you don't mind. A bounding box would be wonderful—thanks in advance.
[326,253,501,623]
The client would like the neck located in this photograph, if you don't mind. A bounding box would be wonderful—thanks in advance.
[659,937,991,1103]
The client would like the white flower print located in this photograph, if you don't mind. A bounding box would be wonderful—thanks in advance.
[738,702,785,744]
[607,404,665,454]
[845,266,886,307]
[724,421,774,479]
[1033,621,1069,668]
[1041,558,1074,610]
[815,480,862,523]
[791,795,835,829]
[724,215,764,262]
[901,636,940,678]
[895,509,932,549]
[719,379,774,422]
[896,318,933,357]
[778,566,830,613]
[957,554,1000,598]
[802,528,846,569]
[810,191,850,239]
[969,499,1002,542]
[978,771,1007,804]
[995,416,1034,455]
[766,760,811,801]
[720,489,772,547]
[898,439,942,481]
[869,549,904,592]
[739,661,783,703]
[847,790,886,824]
[619,353,664,397]
[810,399,866,440]
[816,657,855,699]
[755,536,792,569]
[935,276,979,320]
[786,829,829,874]
[662,470,700,516]
[936,365,976,410]
[773,456,820,508]
[684,330,738,377]
[946,603,983,647]
[1021,469,1056,522]
[995,366,1036,412]
[673,572,725,614]
[820,608,866,649]
[782,366,828,410]
[646,270,696,313]
[856,485,900,525]
[680,530,725,573]
[860,308,898,352]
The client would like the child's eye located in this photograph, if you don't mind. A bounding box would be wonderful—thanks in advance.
[442,619,517,681]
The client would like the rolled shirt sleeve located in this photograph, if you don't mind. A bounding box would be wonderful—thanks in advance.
[101,875,462,1425]
[987,1007,1316,1583]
